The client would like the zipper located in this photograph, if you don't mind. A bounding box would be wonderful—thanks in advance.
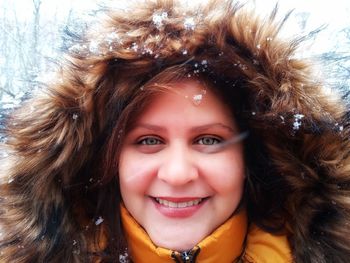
[171,246,201,263]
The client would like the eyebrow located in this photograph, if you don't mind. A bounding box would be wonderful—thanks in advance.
[132,123,235,133]
[191,123,235,133]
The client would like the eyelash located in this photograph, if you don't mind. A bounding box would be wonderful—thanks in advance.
[195,136,222,145]
[137,136,163,145]
[136,136,222,146]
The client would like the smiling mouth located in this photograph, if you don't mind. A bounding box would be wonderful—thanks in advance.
[154,197,206,208]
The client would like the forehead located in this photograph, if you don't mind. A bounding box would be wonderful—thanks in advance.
[135,79,234,124]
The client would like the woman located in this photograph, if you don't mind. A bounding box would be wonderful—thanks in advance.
[1,0,349,262]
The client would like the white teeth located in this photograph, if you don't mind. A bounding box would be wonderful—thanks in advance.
[155,198,203,208]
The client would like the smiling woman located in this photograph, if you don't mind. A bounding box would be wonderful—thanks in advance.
[119,77,245,252]
[0,0,350,262]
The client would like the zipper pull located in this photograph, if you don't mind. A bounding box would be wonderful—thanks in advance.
[171,247,201,263]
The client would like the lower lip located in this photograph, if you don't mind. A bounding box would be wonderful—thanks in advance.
[151,198,207,218]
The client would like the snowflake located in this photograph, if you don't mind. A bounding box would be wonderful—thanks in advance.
[106,32,119,44]
[294,114,305,119]
[239,63,248,70]
[184,17,195,30]
[293,114,304,130]
[152,11,168,28]
[95,216,104,225]
[89,40,100,54]
[280,115,285,124]
[130,42,138,52]
[119,250,129,263]
[193,94,203,104]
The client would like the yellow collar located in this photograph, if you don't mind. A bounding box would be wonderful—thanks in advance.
[121,204,247,263]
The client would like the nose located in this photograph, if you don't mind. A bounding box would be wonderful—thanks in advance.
[157,143,198,186]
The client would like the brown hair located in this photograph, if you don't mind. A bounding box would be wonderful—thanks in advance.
[78,62,289,260]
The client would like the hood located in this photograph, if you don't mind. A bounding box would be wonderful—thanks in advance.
[1,0,349,262]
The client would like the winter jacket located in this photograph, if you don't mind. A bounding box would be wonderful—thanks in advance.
[121,204,291,263]
[1,0,349,262]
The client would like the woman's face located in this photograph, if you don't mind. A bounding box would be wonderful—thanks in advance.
[119,79,245,251]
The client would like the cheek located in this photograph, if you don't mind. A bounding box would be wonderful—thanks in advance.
[118,149,158,194]
[200,151,245,194]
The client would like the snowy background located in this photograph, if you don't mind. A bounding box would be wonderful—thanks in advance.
[0,0,349,115]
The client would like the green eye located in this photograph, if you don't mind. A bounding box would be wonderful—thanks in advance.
[139,137,162,145]
[197,137,221,145]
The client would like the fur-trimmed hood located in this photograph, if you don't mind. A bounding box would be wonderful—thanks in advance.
[1,0,350,262]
